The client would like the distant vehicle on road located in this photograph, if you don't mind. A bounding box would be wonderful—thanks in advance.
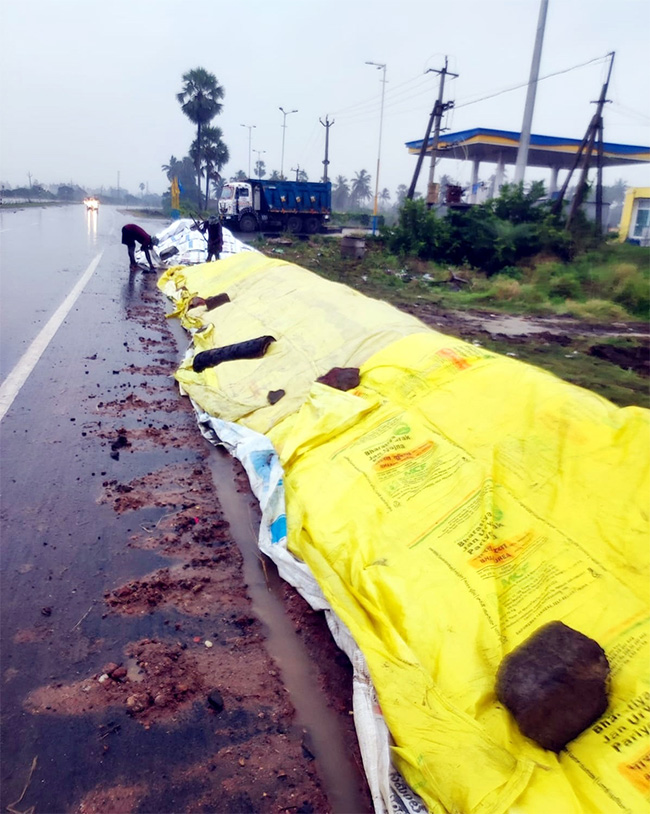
[218,179,331,234]
[84,197,99,211]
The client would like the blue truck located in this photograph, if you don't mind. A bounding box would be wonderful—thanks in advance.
[218,179,331,234]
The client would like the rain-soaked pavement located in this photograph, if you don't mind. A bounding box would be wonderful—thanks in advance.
[0,204,372,813]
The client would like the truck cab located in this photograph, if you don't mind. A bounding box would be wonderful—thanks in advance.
[219,183,254,218]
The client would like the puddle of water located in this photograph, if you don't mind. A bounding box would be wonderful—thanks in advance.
[207,446,369,814]
[459,312,551,336]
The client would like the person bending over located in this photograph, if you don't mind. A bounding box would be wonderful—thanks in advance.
[121,223,158,271]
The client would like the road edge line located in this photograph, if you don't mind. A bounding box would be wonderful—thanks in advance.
[0,250,104,423]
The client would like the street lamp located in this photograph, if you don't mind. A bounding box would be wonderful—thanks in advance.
[365,61,387,234]
[253,149,267,179]
[240,124,256,178]
[279,106,298,179]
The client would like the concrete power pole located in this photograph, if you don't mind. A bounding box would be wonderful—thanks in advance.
[407,58,457,202]
[319,115,334,183]
[514,0,549,185]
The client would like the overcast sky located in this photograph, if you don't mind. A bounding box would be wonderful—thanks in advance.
[1,0,648,198]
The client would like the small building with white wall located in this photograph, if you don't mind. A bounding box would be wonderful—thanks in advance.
[618,187,650,246]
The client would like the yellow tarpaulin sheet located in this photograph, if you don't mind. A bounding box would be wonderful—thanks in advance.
[160,254,650,814]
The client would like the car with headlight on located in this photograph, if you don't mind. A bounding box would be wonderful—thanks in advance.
[84,197,99,211]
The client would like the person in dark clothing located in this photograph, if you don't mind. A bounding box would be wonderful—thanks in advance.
[121,223,158,271]
[198,216,223,262]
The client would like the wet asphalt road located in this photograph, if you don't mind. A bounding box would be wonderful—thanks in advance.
[0,204,370,814]
[0,204,183,811]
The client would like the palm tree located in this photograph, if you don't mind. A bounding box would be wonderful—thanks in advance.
[202,143,229,210]
[395,184,408,208]
[162,155,182,182]
[350,169,372,209]
[379,187,391,210]
[190,125,229,209]
[254,160,267,179]
[177,67,225,207]
[332,175,350,211]
[162,155,199,205]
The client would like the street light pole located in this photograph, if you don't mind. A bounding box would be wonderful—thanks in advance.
[240,124,256,178]
[253,149,267,179]
[279,106,298,180]
[365,61,387,234]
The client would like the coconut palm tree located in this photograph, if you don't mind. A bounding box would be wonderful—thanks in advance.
[395,184,408,209]
[332,175,350,210]
[162,155,182,182]
[190,126,229,209]
[177,67,225,207]
[162,155,199,205]
[379,187,391,210]
[350,169,372,209]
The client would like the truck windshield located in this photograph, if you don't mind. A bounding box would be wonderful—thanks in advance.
[220,187,234,200]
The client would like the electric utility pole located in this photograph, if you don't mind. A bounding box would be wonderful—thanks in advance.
[407,57,457,202]
[319,115,334,183]
[553,51,615,229]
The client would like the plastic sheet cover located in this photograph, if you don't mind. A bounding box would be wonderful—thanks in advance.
[137,218,258,267]
[159,252,650,814]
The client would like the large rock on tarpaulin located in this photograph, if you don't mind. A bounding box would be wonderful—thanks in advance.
[496,621,610,752]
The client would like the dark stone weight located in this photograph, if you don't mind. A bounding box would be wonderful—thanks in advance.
[204,292,231,311]
[496,621,610,752]
[193,335,276,373]
[316,367,361,391]
[207,689,224,713]
[267,389,285,405]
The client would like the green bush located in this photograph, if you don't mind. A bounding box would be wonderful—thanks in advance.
[487,181,548,223]
[566,299,631,322]
[498,265,525,279]
[548,273,582,300]
[384,199,450,259]
[613,270,650,318]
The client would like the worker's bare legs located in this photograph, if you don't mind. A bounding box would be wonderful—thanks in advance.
[127,244,137,269]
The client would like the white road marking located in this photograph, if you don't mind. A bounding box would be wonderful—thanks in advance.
[0,251,104,423]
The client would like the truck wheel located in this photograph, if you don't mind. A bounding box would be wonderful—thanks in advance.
[304,216,320,234]
[287,215,303,233]
[239,214,257,233]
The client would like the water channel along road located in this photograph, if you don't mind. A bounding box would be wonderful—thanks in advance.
[0,204,373,814]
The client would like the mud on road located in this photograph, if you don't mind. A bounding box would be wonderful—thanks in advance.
[6,276,372,814]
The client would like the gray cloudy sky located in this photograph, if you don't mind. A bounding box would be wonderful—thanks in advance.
[1,0,648,197]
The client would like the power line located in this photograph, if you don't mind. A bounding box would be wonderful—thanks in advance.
[327,71,434,118]
[453,53,610,110]
[610,101,650,124]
